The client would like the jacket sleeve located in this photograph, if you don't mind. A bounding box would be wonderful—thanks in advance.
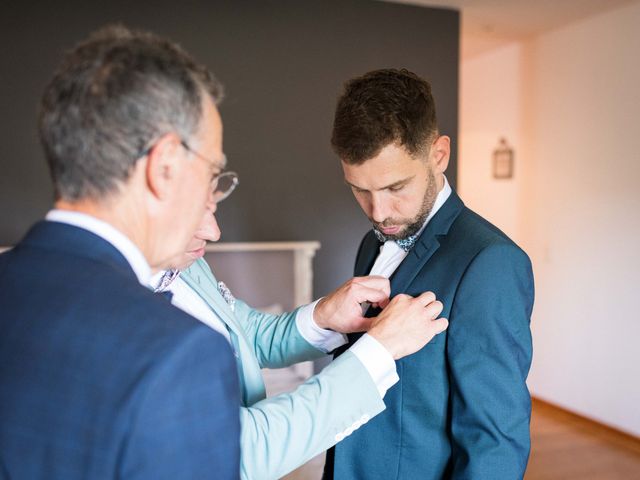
[233,300,327,369]
[447,242,534,479]
[120,326,240,480]
[190,257,325,369]
[238,350,385,480]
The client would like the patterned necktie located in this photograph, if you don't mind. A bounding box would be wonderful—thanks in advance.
[373,229,419,252]
[154,269,180,292]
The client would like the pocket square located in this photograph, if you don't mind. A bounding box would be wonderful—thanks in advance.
[217,281,236,312]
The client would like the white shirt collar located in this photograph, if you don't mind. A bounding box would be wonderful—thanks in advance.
[45,209,151,285]
[149,270,165,290]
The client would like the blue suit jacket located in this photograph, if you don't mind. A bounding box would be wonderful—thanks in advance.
[325,191,534,479]
[0,221,240,479]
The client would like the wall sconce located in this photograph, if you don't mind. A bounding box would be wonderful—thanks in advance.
[493,137,514,179]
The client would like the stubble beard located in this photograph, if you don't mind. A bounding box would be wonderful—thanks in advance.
[373,168,439,241]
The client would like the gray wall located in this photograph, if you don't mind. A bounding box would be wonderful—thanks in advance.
[0,0,459,298]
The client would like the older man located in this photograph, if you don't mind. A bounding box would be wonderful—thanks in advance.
[0,26,239,479]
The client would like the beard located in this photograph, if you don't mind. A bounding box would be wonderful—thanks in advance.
[372,168,439,241]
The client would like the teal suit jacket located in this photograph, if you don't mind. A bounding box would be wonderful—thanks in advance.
[182,259,385,480]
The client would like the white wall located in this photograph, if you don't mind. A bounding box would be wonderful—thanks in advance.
[459,42,525,243]
[459,1,640,436]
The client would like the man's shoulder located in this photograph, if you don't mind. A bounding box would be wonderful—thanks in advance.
[84,268,227,360]
[430,205,531,276]
[1,234,225,361]
[450,206,523,252]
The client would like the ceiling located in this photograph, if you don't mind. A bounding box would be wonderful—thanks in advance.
[385,0,637,58]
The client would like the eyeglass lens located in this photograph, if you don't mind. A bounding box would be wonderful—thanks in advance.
[212,172,239,202]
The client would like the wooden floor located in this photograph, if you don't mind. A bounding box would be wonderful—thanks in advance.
[526,398,640,479]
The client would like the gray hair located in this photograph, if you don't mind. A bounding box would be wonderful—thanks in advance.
[38,24,223,201]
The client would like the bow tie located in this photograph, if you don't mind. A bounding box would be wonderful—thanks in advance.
[373,229,419,252]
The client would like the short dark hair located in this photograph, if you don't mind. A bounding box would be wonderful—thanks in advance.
[38,24,223,201]
[331,68,438,164]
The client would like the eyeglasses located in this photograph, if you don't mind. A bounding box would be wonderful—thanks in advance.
[210,170,239,202]
[137,138,239,203]
[180,140,239,203]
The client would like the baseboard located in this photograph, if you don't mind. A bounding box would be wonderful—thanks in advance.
[531,396,640,454]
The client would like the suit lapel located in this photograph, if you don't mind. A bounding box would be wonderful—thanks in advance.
[390,192,465,296]
[181,261,245,339]
[355,192,465,288]
[181,258,266,406]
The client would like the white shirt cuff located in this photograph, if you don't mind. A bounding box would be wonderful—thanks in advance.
[295,299,348,353]
[349,334,399,398]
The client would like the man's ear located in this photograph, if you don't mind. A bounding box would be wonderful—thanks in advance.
[430,135,450,174]
[145,133,183,200]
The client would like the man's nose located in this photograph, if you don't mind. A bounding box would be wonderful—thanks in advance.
[369,194,391,223]
[198,209,221,242]
[206,213,221,242]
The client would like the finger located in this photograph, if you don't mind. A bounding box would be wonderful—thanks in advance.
[430,317,449,334]
[390,293,411,303]
[415,290,437,306]
[353,276,391,296]
[354,275,388,283]
[423,300,444,320]
[354,284,391,305]
[373,297,391,309]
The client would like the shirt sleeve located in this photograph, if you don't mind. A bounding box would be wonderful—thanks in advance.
[349,334,399,398]
[296,301,399,398]
[295,299,348,353]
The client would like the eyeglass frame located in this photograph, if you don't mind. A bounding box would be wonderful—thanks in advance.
[179,140,239,203]
[135,137,239,203]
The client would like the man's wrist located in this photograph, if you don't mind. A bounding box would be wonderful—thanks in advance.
[312,296,330,329]
[296,299,347,353]
[367,330,399,360]
[349,334,398,398]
